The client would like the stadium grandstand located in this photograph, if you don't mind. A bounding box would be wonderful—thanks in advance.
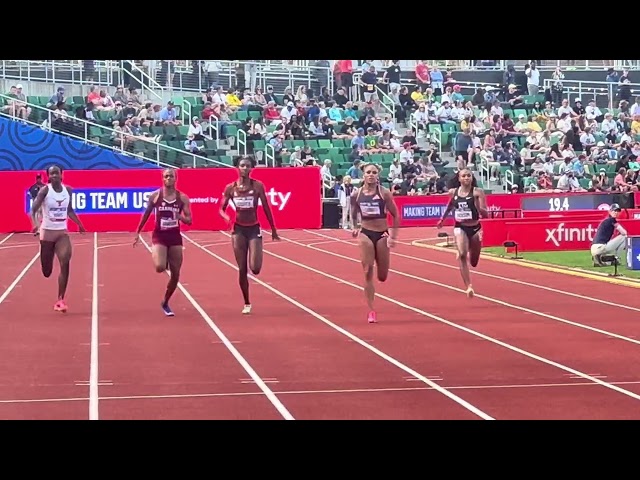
[1,59,640,199]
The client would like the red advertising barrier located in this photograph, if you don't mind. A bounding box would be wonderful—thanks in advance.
[503,219,640,251]
[3,167,322,233]
[522,210,610,219]
[393,191,635,227]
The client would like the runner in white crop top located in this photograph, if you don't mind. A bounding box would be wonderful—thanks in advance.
[30,165,86,313]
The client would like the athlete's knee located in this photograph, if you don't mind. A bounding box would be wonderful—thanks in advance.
[377,270,389,282]
[42,265,53,278]
[363,265,374,280]
[458,251,468,261]
[250,266,261,276]
[155,264,165,273]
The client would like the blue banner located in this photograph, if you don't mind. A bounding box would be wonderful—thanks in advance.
[401,204,448,220]
[25,187,157,214]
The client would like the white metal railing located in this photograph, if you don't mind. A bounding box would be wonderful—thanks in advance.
[376,85,396,124]
[0,93,231,169]
[477,154,491,187]
[237,129,247,156]
[264,143,276,167]
[504,169,515,192]
[0,60,118,87]
[541,78,640,108]
[123,61,163,101]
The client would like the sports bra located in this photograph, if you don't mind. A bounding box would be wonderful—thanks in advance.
[356,184,387,220]
[451,187,479,223]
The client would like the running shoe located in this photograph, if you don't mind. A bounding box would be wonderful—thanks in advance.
[161,302,175,317]
[54,300,67,313]
[242,304,252,315]
[367,310,377,324]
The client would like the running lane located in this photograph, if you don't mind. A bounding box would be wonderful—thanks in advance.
[0,233,94,420]
[302,230,640,367]
[300,232,640,382]
[180,231,483,420]
[385,240,640,344]
[257,232,640,419]
[402,232,640,309]
[96,233,283,420]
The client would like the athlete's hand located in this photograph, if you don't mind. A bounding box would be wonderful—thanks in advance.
[271,229,280,241]
[351,227,361,238]
[31,225,38,234]
[78,225,87,234]
[436,219,443,229]
[220,211,230,224]
[387,237,396,248]
[133,234,140,248]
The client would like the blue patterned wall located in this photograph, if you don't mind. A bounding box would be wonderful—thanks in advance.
[0,116,159,171]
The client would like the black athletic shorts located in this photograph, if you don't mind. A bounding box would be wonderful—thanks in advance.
[454,223,482,239]
[233,223,262,240]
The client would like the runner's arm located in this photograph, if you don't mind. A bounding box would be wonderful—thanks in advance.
[257,181,277,233]
[30,185,49,229]
[437,188,456,226]
[135,191,158,235]
[65,186,86,232]
[475,187,489,218]
[350,187,361,228]
[219,185,232,214]
[383,188,399,239]
[179,193,192,225]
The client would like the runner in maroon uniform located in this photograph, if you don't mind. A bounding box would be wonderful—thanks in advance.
[134,168,192,316]
[219,156,280,314]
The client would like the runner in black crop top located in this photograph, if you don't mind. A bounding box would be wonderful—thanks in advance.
[436,168,488,299]
[350,162,400,325]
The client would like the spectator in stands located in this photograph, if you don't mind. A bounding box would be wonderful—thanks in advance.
[525,61,540,95]
[295,86,308,105]
[359,64,379,104]
[46,87,65,108]
[159,101,181,125]
[333,87,348,107]
[12,84,31,121]
[414,61,430,91]
[184,134,206,157]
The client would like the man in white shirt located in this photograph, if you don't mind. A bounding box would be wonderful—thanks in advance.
[585,100,603,122]
[525,61,540,96]
[600,112,617,133]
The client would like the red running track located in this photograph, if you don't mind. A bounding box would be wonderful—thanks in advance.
[2,228,640,419]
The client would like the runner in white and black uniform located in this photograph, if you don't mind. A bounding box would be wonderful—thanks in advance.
[29,165,86,313]
[437,169,488,298]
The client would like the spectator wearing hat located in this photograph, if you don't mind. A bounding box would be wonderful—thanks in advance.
[591,204,628,266]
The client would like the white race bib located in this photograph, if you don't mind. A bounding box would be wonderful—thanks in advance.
[50,209,66,219]
[454,210,473,221]
[361,203,381,216]
[234,196,254,209]
[160,217,179,229]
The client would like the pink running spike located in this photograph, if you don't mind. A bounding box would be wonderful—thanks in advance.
[367,310,377,324]
[54,300,68,313]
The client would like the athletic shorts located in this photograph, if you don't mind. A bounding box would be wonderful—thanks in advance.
[233,223,262,240]
[152,229,183,247]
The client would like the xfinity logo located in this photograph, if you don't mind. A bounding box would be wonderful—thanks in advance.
[545,223,597,247]
[228,188,291,211]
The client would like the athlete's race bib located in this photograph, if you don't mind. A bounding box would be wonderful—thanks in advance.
[454,209,473,221]
[234,196,254,209]
[160,217,179,230]
[49,208,67,221]
[361,203,381,216]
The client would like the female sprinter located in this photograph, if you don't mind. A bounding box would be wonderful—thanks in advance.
[350,162,399,324]
[29,165,86,313]
[133,168,192,316]
[219,156,280,314]
[436,168,488,298]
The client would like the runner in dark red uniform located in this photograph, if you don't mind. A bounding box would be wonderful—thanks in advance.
[134,168,192,316]
[219,156,280,314]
